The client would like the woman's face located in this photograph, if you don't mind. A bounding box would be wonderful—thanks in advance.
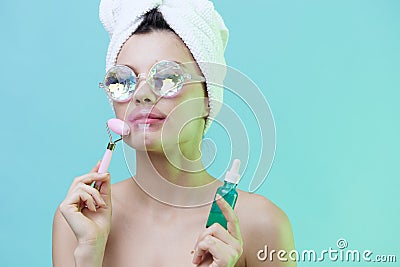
[114,31,209,155]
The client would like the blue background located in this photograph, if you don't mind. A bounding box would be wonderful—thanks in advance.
[1,0,399,266]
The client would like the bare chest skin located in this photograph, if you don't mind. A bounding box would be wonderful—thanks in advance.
[102,181,246,267]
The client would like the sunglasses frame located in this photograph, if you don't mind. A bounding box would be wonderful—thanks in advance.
[99,60,206,102]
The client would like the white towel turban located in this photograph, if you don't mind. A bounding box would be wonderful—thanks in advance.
[99,0,229,134]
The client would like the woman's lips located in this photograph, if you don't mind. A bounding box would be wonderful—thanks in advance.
[130,117,165,126]
[127,107,167,128]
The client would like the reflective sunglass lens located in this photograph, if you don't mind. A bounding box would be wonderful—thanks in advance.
[104,65,135,102]
[148,61,184,97]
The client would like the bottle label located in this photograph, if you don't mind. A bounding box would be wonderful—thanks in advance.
[206,190,238,229]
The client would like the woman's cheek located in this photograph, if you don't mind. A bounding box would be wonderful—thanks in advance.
[112,102,128,120]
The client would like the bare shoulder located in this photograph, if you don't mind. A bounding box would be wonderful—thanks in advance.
[236,190,292,230]
[235,190,297,266]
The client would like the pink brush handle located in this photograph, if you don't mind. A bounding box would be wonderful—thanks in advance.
[94,147,113,190]
[98,148,113,173]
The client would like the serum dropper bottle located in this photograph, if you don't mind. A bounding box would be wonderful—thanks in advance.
[206,159,241,229]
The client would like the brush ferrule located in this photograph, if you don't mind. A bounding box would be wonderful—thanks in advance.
[107,142,116,151]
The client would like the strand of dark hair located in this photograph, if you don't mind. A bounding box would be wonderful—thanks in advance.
[133,8,175,34]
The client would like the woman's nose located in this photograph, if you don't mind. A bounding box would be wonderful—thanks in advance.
[132,78,157,104]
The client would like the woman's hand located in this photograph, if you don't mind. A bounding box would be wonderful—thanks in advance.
[192,195,244,267]
[58,161,112,249]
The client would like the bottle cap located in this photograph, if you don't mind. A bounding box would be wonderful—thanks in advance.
[224,159,241,184]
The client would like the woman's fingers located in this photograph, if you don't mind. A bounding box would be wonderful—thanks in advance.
[79,172,110,186]
[95,174,112,207]
[62,183,107,212]
[68,172,109,194]
[215,194,242,242]
[79,191,97,212]
[68,160,104,187]
[193,235,238,266]
[192,227,242,265]
[68,171,111,208]
[98,174,111,195]
[57,161,113,247]
[192,196,243,266]
[193,235,221,264]
[76,183,107,207]
[194,223,238,251]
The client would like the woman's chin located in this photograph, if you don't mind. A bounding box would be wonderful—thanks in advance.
[122,123,200,152]
[123,130,175,153]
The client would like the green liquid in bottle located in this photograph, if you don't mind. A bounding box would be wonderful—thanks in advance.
[206,181,238,229]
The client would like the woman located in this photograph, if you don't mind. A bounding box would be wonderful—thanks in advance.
[52,1,296,266]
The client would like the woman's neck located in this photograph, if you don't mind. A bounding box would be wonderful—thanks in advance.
[133,149,221,207]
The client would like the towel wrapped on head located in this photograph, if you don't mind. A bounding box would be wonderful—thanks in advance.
[99,0,229,134]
